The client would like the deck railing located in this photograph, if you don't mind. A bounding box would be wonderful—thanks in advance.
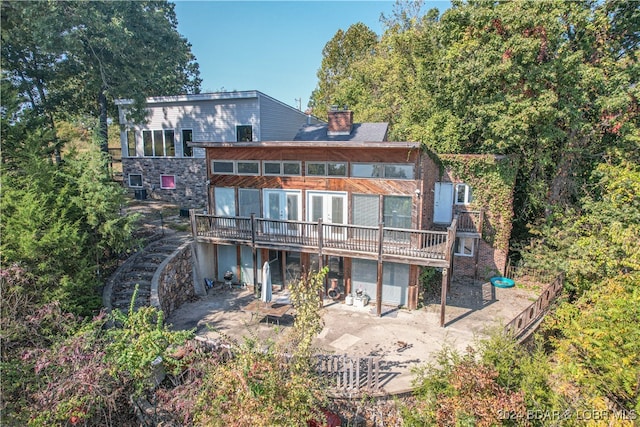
[504,272,564,339]
[193,213,452,264]
[315,354,380,394]
[457,210,483,233]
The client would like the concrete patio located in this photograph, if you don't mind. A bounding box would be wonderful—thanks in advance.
[167,279,538,395]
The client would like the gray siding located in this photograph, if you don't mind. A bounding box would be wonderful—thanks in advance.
[259,94,320,141]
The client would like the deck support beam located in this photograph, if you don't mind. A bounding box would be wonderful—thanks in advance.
[440,267,448,327]
[251,214,258,289]
[376,222,384,317]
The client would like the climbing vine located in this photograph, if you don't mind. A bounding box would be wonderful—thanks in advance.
[439,154,519,250]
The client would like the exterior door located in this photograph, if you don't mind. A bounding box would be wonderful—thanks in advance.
[263,189,301,233]
[434,182,454,224]
[307,191,347,239]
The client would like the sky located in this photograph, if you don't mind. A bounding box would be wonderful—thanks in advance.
[173,1,450,110]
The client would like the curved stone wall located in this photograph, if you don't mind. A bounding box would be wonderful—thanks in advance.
[151,242,195,317]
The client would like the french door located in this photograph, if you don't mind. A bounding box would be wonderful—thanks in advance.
[307,191,347,239]
[263,189,301,234]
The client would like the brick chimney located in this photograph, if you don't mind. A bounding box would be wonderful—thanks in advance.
[327,106,353,136]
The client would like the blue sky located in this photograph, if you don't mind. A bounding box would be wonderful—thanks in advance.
[173,1,450,110]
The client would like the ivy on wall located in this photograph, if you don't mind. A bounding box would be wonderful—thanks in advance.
[439,154,519,250]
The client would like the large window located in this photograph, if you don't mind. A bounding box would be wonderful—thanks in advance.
[214,187,236,216]
[182,129,193,157]
[126,130,136,157]
[383,196,412,229]
[236,125,253,142]
[239,189,260,217]
[142,129,175,157]
[352,194,379,226]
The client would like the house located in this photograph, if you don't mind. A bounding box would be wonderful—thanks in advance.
[115,91,319,207]
[189,108,517,325]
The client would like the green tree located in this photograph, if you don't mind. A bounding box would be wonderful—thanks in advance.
[522,160,640,295]
[1,0,201,153]
[309,22,378,118]
[1,108,138,315]
[551,273,640,417]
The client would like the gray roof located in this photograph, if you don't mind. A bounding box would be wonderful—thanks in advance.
[293,122,388,142]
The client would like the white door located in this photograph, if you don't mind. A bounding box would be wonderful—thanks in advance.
[263,189,301,233]
[434,182,454,224]
[307,191,347,239]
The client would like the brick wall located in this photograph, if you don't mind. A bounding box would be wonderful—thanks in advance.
[123,158,207,208]
[452,240,507,280]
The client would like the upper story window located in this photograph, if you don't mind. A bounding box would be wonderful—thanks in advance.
[236,125,253,142]
[142,129,175,157]
[182,129,193,157]
[307,162,347,177]
[263,161,301,176]
[211,160,260,175]
[351,163,414,179]
[307,162,326,176]
[237,161,260,175]
[126,130,136,157]
[455,183,473,205]
[351,163,382,178]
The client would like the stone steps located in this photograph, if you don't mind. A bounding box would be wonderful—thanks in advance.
[106,229,191,312]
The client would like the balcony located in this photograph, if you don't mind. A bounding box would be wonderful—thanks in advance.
[190,211,481,268]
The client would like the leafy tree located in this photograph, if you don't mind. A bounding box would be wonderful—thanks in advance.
[522,160,640,295]
[309,22,378,118]
[311,0,638,242]
[1,0,201,153]
[1,104,138,315]
[550,272,640,417]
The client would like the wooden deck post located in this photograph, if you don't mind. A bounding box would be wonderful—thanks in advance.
[251,214,258,289]
[376,222,384,317]
[318,218,324,306]
[440,267,448,327]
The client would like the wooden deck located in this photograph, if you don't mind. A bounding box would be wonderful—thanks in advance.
[190,211,481,268]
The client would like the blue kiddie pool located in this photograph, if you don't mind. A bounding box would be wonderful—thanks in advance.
[490,276,515,288]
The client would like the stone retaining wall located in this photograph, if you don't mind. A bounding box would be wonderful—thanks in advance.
[151,242,195,317]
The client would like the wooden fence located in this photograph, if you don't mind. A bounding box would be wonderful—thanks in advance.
[314,354,381,394]
[192,337,381,394]
[504,272,564,339]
